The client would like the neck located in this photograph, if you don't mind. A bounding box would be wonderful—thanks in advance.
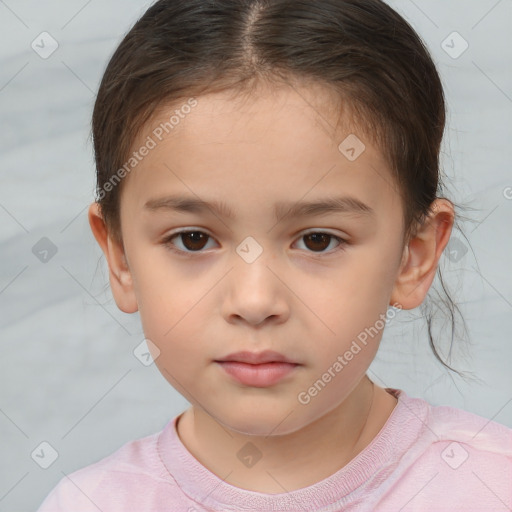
[176,376,397,493]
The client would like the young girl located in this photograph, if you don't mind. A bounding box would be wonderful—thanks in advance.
[37,0,511,510]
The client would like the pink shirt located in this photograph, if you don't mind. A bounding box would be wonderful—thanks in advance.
[37,388,512,511]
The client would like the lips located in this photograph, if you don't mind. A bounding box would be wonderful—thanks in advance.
[214,350,298,365]
[215,361,299,387]
[214,350,301,387]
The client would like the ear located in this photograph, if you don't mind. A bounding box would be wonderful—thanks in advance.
[88,202,138,313]
[389,198,454,310]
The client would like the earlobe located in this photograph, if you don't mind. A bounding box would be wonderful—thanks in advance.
[389,199,454,310]
[87,202,139,314]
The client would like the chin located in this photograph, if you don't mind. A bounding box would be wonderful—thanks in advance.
[214,408,312,438]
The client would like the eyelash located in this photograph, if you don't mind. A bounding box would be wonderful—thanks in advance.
[161,229,348,257]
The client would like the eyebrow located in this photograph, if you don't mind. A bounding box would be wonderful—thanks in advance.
[144,194,375,222]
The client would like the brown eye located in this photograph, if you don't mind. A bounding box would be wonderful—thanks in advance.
[303,233,331,252]
[181,232,210,251]
[163,230,346,256]
[296,232,345,254]
[164,231,214,253]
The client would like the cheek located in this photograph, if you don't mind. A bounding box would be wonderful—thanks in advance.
[304,253,399,373]
[305,255,395,330]
[149,316,207,383]
[130,248,193,317]
[347,235,402,302]
[130,269,196,358]
[296,343,375,423]
[131,263,215,369]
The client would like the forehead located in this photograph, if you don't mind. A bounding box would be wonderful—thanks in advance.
[143,81,360,152]
[121,82,400,222]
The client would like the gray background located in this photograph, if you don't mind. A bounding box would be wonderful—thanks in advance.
[1,1,511,510]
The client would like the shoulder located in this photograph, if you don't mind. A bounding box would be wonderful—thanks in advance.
[382,389,512,511]
[36,425,172,512]
[393,388,512,455]
[396,388,512,463]
[426,395,512,458]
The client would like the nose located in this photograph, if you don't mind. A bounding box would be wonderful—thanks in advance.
[221,250,290,327]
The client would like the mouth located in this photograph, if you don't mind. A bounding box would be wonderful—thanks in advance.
[214,349,299,365]
[214,351,300,387]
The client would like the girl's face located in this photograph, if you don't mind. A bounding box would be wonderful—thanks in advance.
[100,82,409,435]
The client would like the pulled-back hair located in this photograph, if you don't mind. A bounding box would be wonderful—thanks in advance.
[91,0,470,373]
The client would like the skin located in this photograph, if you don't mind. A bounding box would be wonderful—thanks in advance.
[88,80,454,493]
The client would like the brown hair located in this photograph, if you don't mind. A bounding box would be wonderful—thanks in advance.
[91,0,471,373]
